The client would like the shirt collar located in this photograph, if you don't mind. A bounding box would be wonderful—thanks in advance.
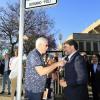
[68,51,77,61]
[35,49,42,57]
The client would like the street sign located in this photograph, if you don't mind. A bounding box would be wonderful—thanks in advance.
[25,0,57,9]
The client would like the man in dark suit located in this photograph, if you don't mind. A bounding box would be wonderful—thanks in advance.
[90,54,100,100]
[60,39,88,100]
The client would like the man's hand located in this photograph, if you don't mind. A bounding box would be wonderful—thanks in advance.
[57,60,66,67]
[59,79,67,87]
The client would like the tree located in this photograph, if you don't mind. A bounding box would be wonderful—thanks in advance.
[0,3,19,56]
[0,2,56,56]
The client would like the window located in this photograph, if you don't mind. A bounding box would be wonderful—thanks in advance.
[79,41,84,51]
[93,42,98,51]
[86,42,91,51]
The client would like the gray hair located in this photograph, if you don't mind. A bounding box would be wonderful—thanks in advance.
[36,37,48,48]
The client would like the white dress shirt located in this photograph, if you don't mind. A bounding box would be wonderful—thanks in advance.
[68,51,77,61]
[93,64,97,73]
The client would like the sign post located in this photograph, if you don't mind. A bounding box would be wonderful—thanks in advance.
[17,0,25,100]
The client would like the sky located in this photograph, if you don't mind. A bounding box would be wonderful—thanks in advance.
[0,0,100,44]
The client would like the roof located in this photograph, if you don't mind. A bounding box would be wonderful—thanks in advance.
[82,19,100,33]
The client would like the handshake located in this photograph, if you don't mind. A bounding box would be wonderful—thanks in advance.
[56,58,68,88]
[56,59,67,67]
[53,59,67,88]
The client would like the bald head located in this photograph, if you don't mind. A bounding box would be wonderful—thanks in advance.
[35,37,48,54]
[36,37,48,48]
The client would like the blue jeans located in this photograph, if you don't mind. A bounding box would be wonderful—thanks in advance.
[2,71,11,93]
[25,90,43,100]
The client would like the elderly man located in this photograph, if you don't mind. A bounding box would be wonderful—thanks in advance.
[60,39,89,100]
[24,37,66,100]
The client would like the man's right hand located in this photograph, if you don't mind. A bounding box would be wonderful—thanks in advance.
[57,60,66,67]
[59,79,67,87]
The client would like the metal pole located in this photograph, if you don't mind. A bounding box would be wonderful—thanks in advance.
[17,0,25,100]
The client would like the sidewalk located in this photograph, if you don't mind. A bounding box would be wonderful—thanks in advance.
[0,94,11,100]
[0,76,25,100]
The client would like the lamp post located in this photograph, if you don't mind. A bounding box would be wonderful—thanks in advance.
[58,33,63,50]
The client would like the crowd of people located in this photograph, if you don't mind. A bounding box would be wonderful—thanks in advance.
[0,37,100,100]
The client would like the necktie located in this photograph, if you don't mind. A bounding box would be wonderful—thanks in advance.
[65,56,69,61]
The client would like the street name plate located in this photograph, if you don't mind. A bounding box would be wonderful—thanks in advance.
[25,0,57,9]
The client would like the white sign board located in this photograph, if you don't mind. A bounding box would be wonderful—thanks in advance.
[25,0,57,9]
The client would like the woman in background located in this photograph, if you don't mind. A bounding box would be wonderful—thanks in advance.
[9,49,18,100]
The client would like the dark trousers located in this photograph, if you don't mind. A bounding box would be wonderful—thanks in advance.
[92,83,100,100]
[2,71,10,93]
[64,85,89,100]
[25,90,43,100]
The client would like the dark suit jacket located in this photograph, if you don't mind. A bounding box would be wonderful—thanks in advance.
[64,51,88,86]
[0,60,5,75]
[0,59,10,75]
[63,51,88,100]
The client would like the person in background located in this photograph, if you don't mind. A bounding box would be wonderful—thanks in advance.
[0,59,5,75]
[24,37,66,100]
[0,53,11,95]
[90,54,100,100]
[60,39,88,100]
[44,55,58,99]
[81,52,91,85]
[9,49,18,100]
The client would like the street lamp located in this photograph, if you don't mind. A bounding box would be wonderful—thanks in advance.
[58,33,63,50]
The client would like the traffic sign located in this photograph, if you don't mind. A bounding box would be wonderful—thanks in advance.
[25,0,57,9]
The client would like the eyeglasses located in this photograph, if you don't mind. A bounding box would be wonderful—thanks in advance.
[63,46,67,48]
[45,44,48,47]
